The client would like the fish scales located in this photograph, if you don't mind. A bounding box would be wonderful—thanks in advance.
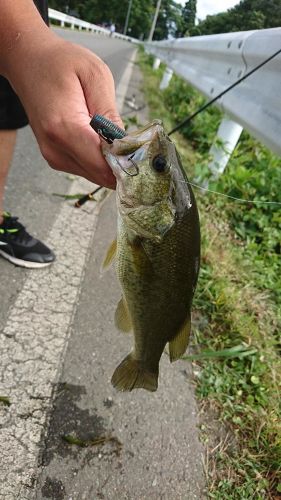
[102,120,200,392]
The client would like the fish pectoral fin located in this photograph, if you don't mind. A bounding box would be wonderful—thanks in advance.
[169,315,191,362]
[132,239,154,275]
[111,354,158,392]
[114,297,132,333]
[102,238,117,269]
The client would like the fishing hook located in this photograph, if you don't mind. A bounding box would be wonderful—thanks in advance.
[116,155,139,176]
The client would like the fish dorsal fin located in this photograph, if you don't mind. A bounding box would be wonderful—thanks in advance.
[102,239,117,269]
[115,297,132,333]
[169,315,191,362]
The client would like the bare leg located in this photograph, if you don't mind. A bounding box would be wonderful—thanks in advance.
[0,128,55,266]
[0,130,17,224]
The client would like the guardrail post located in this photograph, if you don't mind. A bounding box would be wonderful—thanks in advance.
[153,58,161,70]
[160,68,173,90]
[61,21,65,27]
[209,117,243,177]
[71,23,75,29]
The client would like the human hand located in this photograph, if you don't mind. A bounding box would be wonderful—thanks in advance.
[7,34,122,189]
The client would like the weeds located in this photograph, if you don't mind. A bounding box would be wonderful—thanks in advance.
[0,396,10,406]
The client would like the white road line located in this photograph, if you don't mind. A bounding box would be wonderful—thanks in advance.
[116,48,137,111]
[0,48,136,500]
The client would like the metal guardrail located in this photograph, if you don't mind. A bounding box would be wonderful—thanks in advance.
[48,8,139,43]
[145,28,281,175]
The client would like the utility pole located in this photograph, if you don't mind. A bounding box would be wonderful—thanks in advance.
[148,0,162,41]
[123,0,133,35]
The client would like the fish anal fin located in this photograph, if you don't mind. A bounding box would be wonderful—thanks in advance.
[169,315,191,362]
[114,297,132,333]
[111,354,158,392]
[102,239,117,269]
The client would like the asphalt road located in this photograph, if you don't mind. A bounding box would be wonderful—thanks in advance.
[0,29,205,500]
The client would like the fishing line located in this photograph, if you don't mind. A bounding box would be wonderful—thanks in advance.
[77,49,281,209]
[167,47,281,136]
[166,47,281,206]
[179,179,281,205]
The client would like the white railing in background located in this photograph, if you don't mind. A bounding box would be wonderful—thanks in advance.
[145,28,281,176]
[48,8,139,43]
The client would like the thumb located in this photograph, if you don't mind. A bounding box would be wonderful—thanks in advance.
[79,56,124,131]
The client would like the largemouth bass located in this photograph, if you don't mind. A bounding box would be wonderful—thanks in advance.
[102,120,200,392]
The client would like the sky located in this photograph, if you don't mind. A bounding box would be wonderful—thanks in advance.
[195,0,240,20]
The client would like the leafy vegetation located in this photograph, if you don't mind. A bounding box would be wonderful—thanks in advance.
[193,0,281,35]
[0,396,10,406]
[162,76,281,303]
[179,0,197,36]
[49,0,281,40]
[62,433,122,451]
[48,0,191,40]
[138,48,281,498]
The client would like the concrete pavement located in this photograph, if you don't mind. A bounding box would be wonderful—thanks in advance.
[0,29,205,499]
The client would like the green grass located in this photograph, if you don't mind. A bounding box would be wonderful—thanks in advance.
[138,48,281,499]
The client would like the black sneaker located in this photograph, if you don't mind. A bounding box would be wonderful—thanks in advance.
[0,213,55,269]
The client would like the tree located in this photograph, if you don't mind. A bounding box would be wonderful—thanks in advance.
[49,0,186,40]
[125,0,154,39]
[153,0,184,40]
[192,0,281,36]
[180,0,197,36]
[48,0,82,14]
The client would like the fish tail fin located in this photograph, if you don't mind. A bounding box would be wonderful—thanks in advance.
[111,354,158,392]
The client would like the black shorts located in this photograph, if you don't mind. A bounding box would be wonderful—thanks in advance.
[0,0,49,130]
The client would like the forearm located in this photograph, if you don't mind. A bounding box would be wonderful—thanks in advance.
[0,0,56,80]
[0,1,121,188]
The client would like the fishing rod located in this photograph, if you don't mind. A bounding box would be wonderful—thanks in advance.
[74,116,126,207]
[75,46,281,207]
[74,185,103,207]
[168,46,281,136]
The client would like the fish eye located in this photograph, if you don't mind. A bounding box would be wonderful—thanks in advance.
[152,155,167,173]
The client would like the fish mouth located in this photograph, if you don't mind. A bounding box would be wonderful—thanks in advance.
[103,120,168,180]
[122,120,164,145]
[103,120,166,158]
